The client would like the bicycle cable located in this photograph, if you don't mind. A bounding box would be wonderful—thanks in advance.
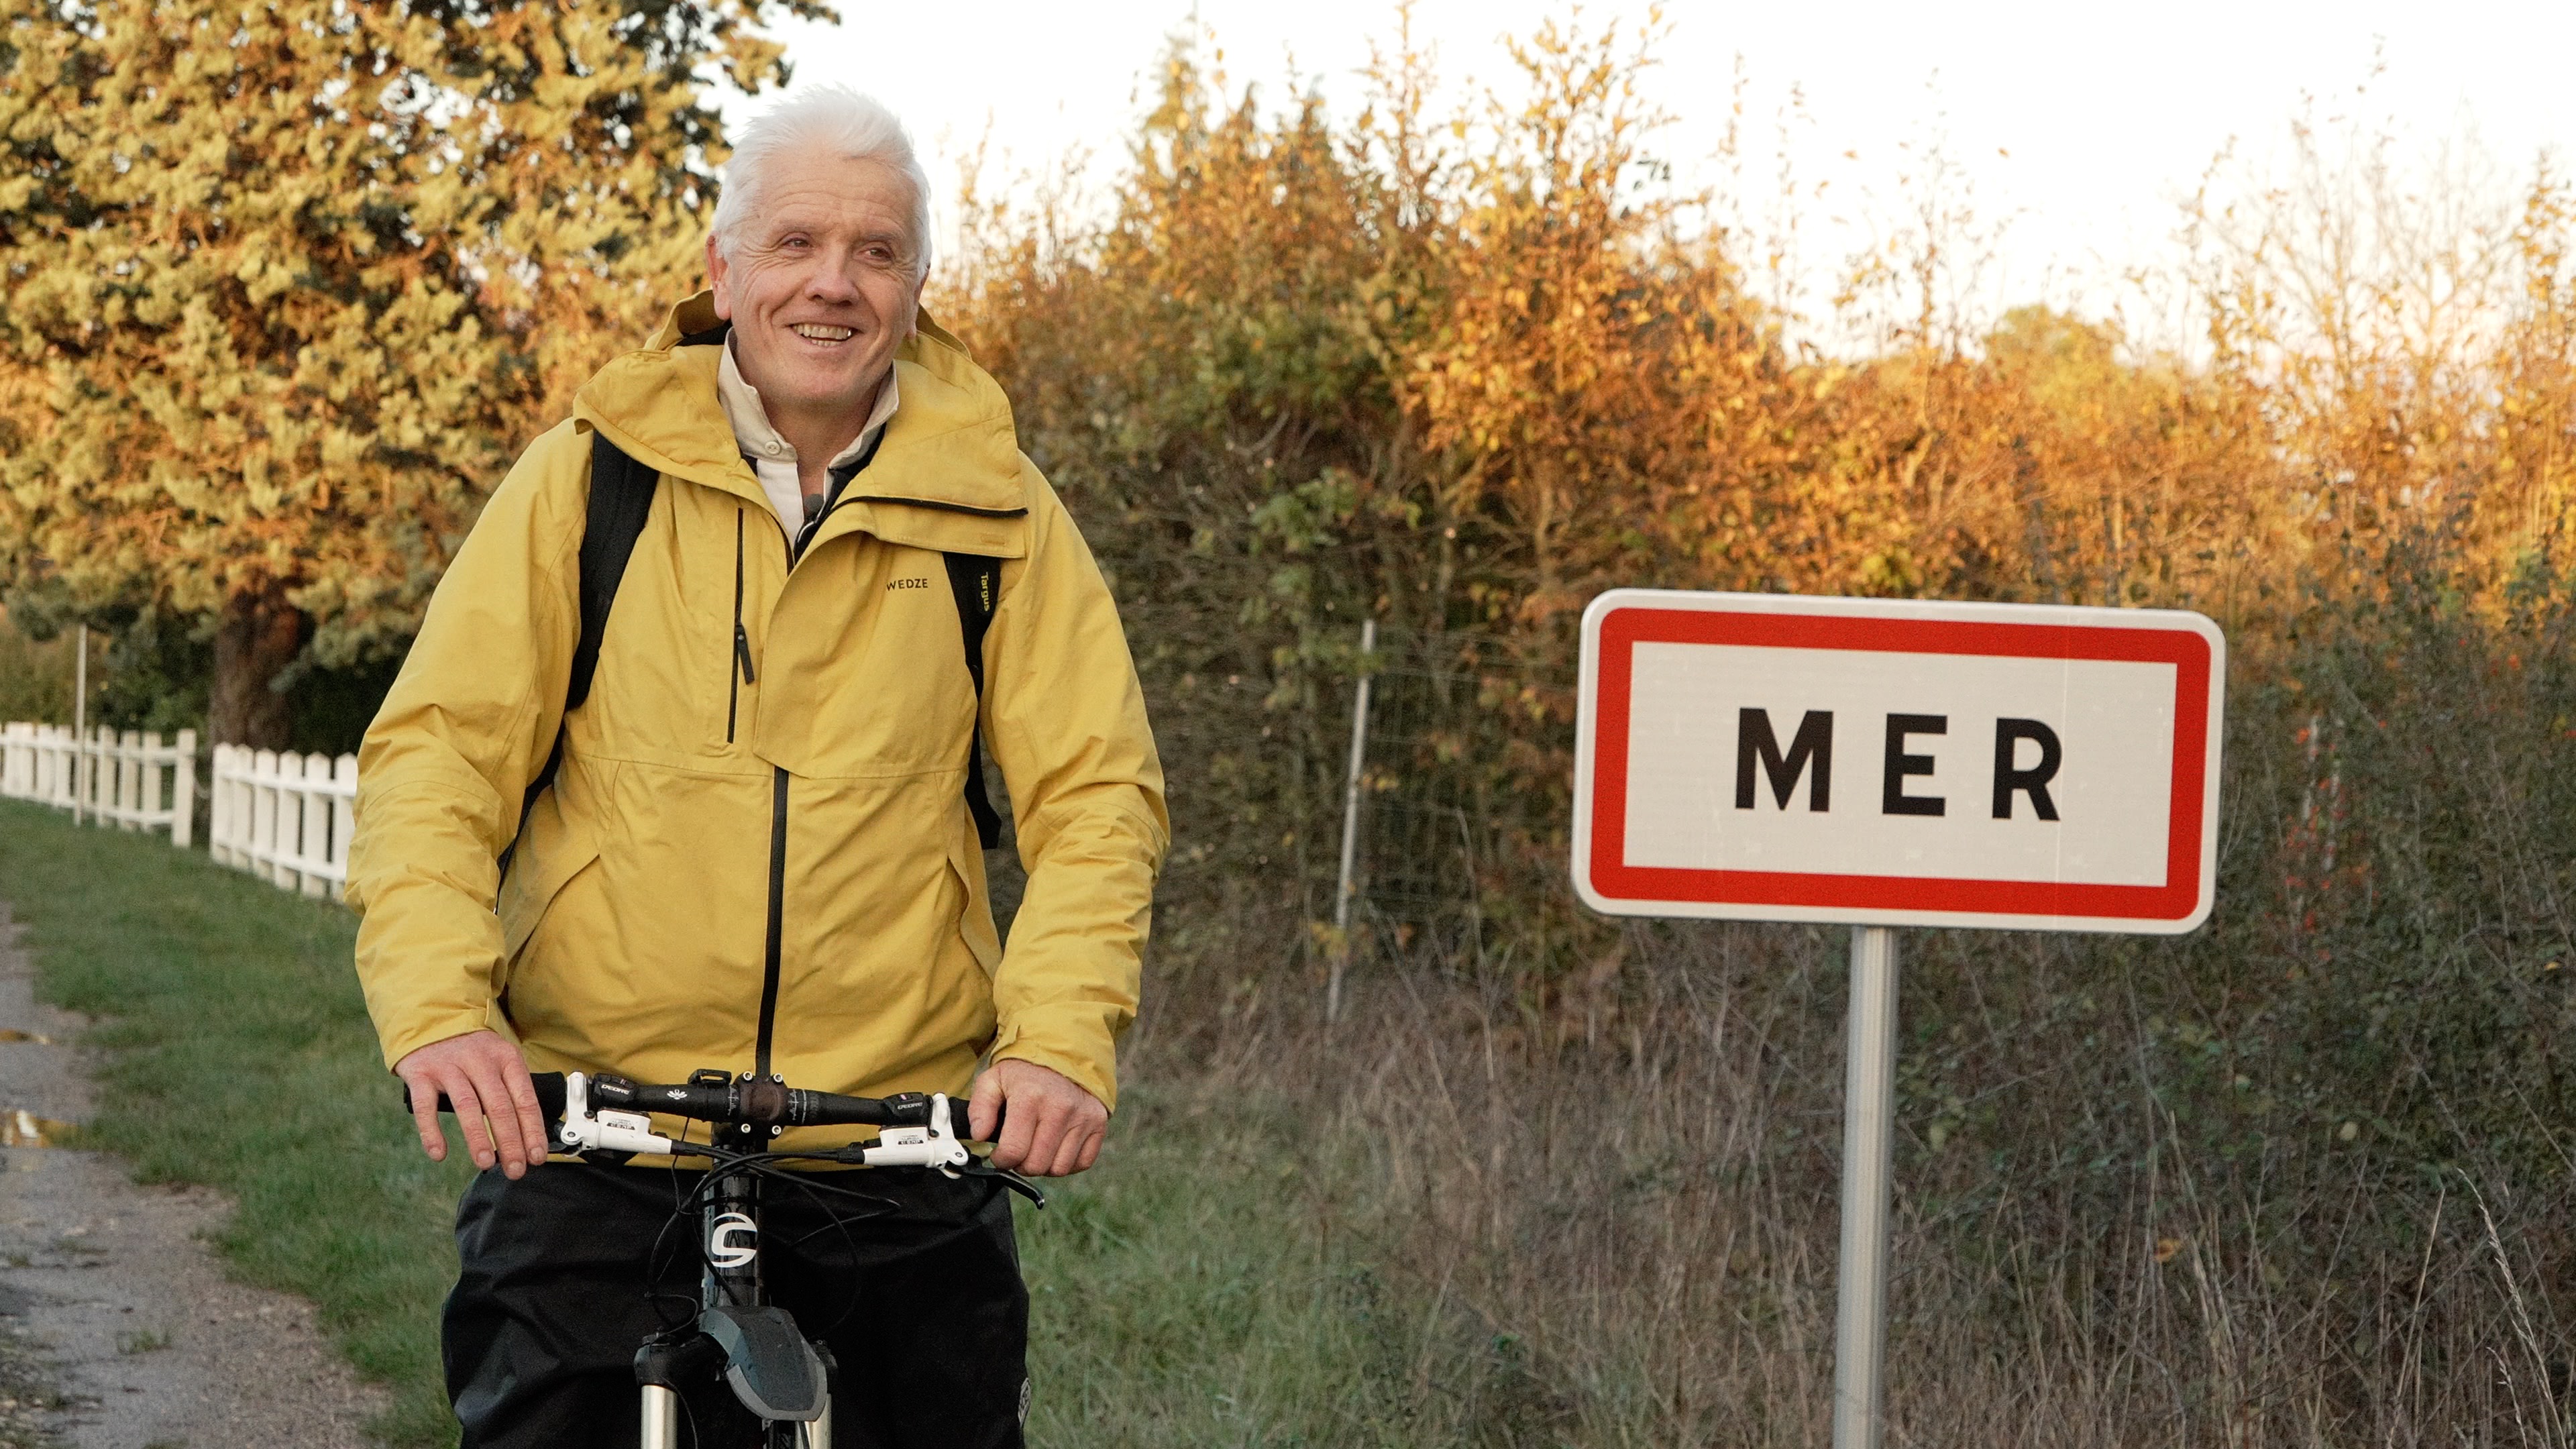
[636,1140,908,1336]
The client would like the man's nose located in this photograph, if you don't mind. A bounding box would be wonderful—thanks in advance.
[803,256,864,302]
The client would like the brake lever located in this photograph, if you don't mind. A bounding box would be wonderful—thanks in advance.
[954,1157,1047,1209]
[557,1071,677,1159]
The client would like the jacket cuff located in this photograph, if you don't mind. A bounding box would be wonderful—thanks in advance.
[988,1010,1121,1113]
[378,1011,504,1074]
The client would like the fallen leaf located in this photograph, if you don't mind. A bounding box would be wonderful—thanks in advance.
[3,1110,76,1147]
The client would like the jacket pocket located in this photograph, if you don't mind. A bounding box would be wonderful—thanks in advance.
[497,788,603,977]
[945,836,1002,975]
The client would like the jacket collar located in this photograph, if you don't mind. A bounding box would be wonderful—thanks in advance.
[572,291,1030,555]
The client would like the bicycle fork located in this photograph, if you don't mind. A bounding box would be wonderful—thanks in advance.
[637,1386,831,1449]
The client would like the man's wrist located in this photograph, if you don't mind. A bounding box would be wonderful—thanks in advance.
[384,1017,506,1074]
[987,1046,1115,1114]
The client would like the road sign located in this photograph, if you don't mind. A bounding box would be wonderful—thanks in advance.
[1573,589,2226,933]
[1570,588,2227,1449]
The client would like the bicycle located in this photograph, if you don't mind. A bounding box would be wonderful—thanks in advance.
[421,1067,1043,1448]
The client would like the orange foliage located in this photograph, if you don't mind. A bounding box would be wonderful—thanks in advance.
[935,12,2576,955]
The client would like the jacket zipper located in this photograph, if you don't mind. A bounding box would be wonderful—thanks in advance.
[728,510,755,743]
[755,439,881,1081]
[756,765,788,1079]
[837,492,1031,520]
[792,502,832,564]
[788,428,892,566]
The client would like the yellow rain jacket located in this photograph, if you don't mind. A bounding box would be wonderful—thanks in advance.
[347,294,1167,1150]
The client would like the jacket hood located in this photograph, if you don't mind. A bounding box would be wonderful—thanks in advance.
[572,290,1028,520]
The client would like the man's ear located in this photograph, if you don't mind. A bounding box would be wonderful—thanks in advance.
[705,233,734,319]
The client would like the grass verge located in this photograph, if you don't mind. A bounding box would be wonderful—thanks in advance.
[1024,1081,1558,1447]
[0,800,1503,1448]
[0,799,472,1445]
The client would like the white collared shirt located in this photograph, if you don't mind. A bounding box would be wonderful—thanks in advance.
[716,337,902,539]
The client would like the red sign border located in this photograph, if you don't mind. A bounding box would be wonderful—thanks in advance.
[1585,605,2214,922]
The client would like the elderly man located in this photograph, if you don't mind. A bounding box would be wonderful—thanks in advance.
[347,87,1166,1448]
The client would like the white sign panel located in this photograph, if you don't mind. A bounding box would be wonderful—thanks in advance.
[1572,590,2225,932]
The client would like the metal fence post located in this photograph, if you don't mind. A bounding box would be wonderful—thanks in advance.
[1328,618,1377,1024]
[69,625,86,826]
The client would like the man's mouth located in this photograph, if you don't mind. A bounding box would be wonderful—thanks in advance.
[790,323,857,343]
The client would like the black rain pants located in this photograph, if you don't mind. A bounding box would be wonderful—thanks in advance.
[443,1161,1028,1449]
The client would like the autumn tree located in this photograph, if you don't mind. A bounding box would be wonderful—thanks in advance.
[0,0,820,745]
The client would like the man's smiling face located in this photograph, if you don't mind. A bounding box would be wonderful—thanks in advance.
[707,146,924,433]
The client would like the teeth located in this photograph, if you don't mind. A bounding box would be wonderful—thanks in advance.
[792,323,855,341]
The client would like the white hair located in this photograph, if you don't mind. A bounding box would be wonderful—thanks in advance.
[712,87,933,279]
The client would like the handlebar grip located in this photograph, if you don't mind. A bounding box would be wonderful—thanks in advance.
[403,1071,570,1126]
[946,1095,1002,1144]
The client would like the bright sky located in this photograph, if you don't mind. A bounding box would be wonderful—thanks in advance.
[733,1,2576,336]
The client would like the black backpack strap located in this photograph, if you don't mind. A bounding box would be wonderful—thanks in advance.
[565,433,659,712]
[499,431,659,879]
[943,553,1006,850]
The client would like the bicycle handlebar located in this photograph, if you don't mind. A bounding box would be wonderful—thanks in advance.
[589,1073,944,1132]
[404,1065,1046,1204]
[405,1070,996,1144]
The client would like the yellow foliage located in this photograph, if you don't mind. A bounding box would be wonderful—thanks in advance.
[0,0,821,738]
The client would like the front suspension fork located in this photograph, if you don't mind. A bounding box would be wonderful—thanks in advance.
[639,1383,681,1449]
[637,1384,833,1449]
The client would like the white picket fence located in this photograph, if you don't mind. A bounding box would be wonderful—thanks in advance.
[1,722,360,901]
[1,723,199,846]
[208,743,358,898]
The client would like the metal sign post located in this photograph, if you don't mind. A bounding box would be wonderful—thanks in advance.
[1570,588,2227,1438]
[71,623,87,826]
[1832,924,1898,1449]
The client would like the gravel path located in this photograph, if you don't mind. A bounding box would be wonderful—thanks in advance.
[0,905,388,1448]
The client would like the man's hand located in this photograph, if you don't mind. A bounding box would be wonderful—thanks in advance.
[393,1030,549,1179]
[969,1059,1107,1177]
